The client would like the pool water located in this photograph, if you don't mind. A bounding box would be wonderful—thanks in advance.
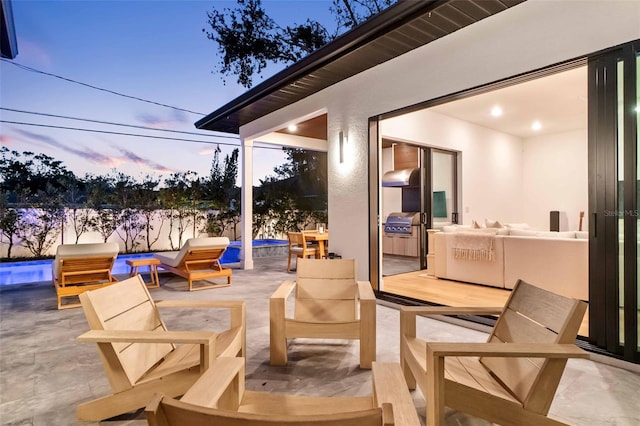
[0,239,287,285]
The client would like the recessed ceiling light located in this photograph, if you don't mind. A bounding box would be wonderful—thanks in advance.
[490,106,503,117]
[531,121,542,131]
[287,124,298,132]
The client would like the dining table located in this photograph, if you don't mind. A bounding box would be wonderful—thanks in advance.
[305,230,329,259]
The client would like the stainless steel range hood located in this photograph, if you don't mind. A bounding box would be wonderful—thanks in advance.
[381,167,420,187]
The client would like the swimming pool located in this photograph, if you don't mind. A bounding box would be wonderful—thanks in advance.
[0,239,288,285]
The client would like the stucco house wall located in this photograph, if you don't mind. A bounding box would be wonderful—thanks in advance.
[239,0,640,281]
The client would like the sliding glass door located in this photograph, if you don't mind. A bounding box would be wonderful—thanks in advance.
[588,41,639,363]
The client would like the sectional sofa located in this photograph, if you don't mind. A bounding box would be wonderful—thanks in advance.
[430,225,588,300]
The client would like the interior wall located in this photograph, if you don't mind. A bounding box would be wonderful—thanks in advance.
[382,147,402,219]
[521,129,588,231]
[381,109,525,225]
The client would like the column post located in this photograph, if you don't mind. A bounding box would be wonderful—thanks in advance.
[241,138,254,270]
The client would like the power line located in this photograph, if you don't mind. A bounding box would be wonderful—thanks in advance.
[0,59,207,116]
[1,120,286,151]
[0,107,238,139]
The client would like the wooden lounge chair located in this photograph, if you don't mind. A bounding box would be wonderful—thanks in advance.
[52,242,119,309]
[287,231,320,272]
[145,357,421,426]
[270,258,376,369]
[154,237,232,291]
[400,279,589,426]
[76,275,245,421]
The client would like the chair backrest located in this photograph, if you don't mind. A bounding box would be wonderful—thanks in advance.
[79,275,173,392]
[480,279,587,414]
[288,232,304,248]
[174,237,229,265]
[294,258,358,322]
[147,395,384,426]
[53,242,119,279]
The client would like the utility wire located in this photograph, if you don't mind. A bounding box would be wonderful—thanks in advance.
[0,59,207,116]
[0,120,286,151]
[0,107,238,139]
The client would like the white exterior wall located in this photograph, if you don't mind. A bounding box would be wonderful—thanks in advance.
[238,0,640,281]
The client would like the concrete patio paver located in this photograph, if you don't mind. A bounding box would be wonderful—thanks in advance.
[1,256,639,425]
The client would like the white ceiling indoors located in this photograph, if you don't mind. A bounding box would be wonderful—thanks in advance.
[428,66,587,139]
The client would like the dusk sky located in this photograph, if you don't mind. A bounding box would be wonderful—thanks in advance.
[0,0,335,186]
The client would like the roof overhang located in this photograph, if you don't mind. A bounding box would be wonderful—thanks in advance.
[1,0,18,59]
[195,0,526,134]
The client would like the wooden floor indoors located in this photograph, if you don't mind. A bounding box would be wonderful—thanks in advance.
[382,270,589,337]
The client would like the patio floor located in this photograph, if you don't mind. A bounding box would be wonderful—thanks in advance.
[1,256,639,425]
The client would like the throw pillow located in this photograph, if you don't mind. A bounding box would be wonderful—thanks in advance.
[485,218,503,228]
[471,220,482,229]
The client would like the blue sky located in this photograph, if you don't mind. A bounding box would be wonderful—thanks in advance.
[0,0,335,186]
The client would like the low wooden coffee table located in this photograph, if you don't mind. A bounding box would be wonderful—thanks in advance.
[126,257,161,288]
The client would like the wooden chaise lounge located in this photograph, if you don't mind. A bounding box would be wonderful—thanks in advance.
[52,242,119,309]
[154,237,232,291]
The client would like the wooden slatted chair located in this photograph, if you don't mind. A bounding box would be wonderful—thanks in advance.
[270,258,376,369]
[145,357,421,426]
[76,275,246,421]
[400,279,589,426]
[52,242,119,309]
[287,231,320,272]
[154,237,232,291]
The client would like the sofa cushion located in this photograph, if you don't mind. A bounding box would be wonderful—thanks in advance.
[535,231,576,239]
[575,231,589,240]
[505,222,530,229]
[508,228,538,237]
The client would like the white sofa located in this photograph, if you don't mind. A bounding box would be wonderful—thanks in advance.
[432,226,588,300]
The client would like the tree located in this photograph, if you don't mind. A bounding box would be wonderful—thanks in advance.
[85,174,118,243]
[111,172,144,253]
[0,195,21,259]
[204,147,240,238]
[204,0,395,88]
[134,175,165,252]
[160,171,201,249]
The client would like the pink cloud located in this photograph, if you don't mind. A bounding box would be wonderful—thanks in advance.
[16,38,52,68]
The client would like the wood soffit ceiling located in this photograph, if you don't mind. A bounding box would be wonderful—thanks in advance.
[275,114,328,140]
[195,0,527,134]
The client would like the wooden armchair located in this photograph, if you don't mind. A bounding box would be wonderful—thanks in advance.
[400,279,589,426]
[52,242,119,309]
[270,258,376,369]
[154,237,232,291]
[145,357,421,426]
[76,275,246,421]
[287,231,320,272]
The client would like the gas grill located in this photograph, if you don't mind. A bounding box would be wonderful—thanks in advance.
[384,212,420,235]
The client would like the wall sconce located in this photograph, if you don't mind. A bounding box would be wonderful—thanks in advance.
[339,131,346,163]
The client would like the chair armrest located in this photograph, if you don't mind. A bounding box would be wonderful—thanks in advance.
[156,299,245,309]
[77,329,216,345]
[400,306,504,316]
[372,362,421,426]
[357,281,376,300]
[180,357,245,409]
[426,342,589,359]
[156,299,246,331]
[400,306,503,341]
[270,280,297,300]
[78,329,219,370]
